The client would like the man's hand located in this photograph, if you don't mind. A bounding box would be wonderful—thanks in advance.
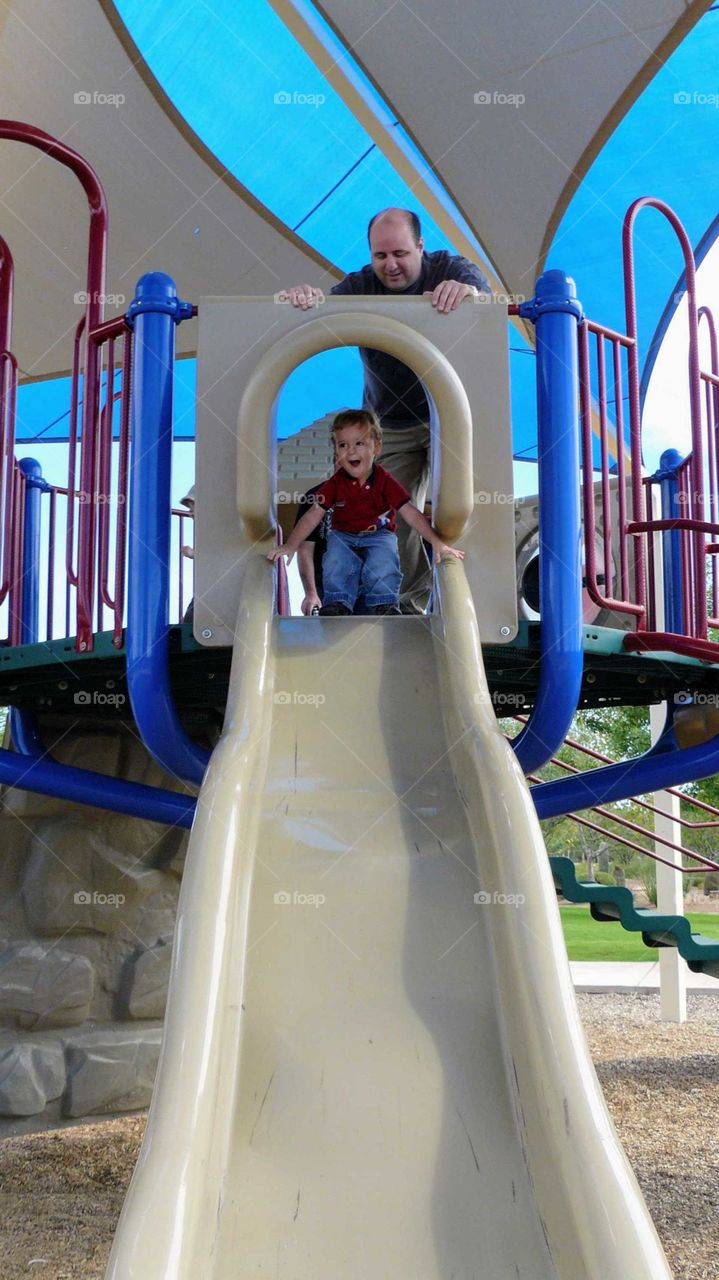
[277,285,325,310]
[301,591,322,616]
[424,281,479,314]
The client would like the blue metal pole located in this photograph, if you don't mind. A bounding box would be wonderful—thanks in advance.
[18,457,47,643]
[532,733,719,819]
[656,447,684,634]
[0,749,195,826]
[512,270,584,773]
[10,707,44,757]
[125,272,209,786]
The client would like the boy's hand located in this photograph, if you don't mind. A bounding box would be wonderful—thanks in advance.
[434,545,465,561]
[267,545,296,564]
[301,591,322,616]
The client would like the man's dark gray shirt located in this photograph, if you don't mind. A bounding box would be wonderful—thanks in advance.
[330,249,490,428]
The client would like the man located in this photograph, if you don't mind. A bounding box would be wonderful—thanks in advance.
[281,207,490,612]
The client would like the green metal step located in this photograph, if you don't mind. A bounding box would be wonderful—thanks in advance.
[549,855,719,979]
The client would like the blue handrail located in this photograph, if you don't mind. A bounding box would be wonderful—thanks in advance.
[532,730,719,819]
[512,271,584,773]
[125,272,210,787]
[656,447,685,634]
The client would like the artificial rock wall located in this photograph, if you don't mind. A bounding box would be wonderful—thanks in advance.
[0,720,197,1125]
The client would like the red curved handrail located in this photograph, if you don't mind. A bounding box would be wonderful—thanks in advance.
[579,320,645,620]
[0,121,109,652]
[624,197,706,637]
[697,305,719,627]
[0,235,19,620]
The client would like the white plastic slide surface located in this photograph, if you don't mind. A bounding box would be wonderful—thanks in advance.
[106,558,672,1279]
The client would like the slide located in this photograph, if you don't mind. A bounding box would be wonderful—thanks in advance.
[106,557,672,1280]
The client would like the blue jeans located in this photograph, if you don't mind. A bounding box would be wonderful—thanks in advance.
[322,530,402,609]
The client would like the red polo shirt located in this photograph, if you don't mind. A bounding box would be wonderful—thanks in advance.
[314,464,410,534]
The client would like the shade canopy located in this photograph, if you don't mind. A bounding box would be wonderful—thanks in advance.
[310,0,711,299]
[0,0,714,456]
[0,0,332,383]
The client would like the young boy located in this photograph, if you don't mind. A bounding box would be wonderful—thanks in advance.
[267,410,464,615]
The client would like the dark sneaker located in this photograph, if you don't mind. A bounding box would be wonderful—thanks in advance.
[372,604,402,616]
[318,603,352,616]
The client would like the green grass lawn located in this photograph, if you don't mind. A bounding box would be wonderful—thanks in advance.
[560,904,719,961]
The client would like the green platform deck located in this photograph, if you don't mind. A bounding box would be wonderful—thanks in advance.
[0,622,715,722]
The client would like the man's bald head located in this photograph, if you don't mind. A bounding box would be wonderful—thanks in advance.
[367,208,425,290]
[367,208,422,245]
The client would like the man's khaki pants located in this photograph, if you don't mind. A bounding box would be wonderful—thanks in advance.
[379,423,431,614]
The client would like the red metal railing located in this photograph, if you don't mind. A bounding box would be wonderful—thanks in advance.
[0,233,25,645]
[579,320,645,621]
[512,718,719,874]
[0,127,148,648]
[698,304,719,629]
[95,325,132,647]
[0,121,109,651]
[65,316,134,649]
[581,197,719,659]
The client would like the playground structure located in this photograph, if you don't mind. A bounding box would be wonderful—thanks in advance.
[0,124,715,1279]
[0,7,718,1273]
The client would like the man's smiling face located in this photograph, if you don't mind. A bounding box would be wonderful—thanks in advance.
[333,423,381,485]
[369,217,424,291]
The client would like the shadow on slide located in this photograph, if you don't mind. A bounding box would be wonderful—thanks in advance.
[106,557,672,1280]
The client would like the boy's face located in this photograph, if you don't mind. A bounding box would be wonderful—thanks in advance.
[333,423,381,485]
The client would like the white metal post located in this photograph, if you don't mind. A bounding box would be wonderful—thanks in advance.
[649,702,687,1022]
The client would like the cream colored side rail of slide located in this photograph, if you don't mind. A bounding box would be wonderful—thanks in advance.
[106,554,672,1280]
[105,556,277,1279]
[432,558,671,1280]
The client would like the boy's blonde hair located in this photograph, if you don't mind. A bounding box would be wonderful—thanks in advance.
[331,409,382,447]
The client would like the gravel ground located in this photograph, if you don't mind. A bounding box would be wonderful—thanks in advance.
[579,993,719,1280]
[0,994,717,1278]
